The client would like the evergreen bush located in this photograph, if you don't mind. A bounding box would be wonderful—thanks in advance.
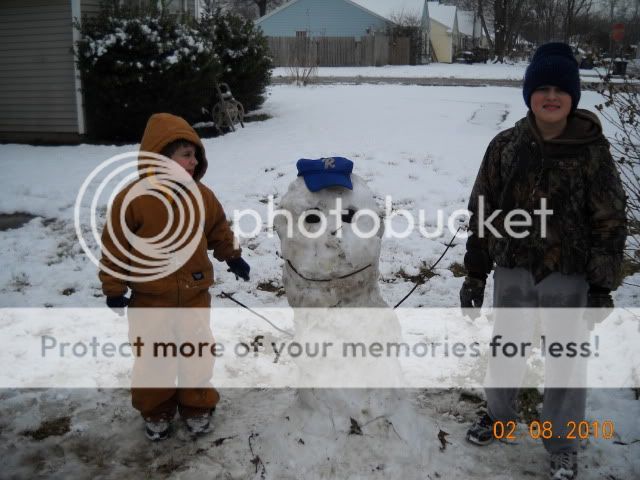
[76,6,220,141]
[199,8,273,111]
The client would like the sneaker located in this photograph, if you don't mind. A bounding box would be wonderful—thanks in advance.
[184,411,213,435]
[549,451,577,480]
[466,411,495,446]
[144,417,170,441]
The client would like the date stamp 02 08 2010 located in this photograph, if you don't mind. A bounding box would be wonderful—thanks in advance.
[492,420,615,441]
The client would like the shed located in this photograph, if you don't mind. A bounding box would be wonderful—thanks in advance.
[426,1,459,63]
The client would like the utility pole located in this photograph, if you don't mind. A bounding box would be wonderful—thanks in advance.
[609,0,615,56]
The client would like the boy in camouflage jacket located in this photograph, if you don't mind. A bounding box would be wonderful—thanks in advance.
[461,43,626,480]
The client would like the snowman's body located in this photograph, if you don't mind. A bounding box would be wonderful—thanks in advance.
[258,172,435,474]
[277,175,405,426]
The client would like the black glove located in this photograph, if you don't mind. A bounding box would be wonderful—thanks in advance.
[106,295,130,316]
[584,285,614,329]
[226,257,250,281]
[460,275,486,320]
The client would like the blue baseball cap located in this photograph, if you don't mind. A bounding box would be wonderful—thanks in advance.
[296,157,354,192]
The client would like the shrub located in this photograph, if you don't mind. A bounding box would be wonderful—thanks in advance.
[199,8,273,111]
[76,6,220,141]
[596,72,640,271]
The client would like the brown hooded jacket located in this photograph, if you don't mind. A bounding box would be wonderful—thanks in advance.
[99,113,240,302]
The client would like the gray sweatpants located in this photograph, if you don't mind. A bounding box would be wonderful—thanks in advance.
[485,266,589,453]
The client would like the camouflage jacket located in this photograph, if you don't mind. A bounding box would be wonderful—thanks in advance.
[464,109,627,289]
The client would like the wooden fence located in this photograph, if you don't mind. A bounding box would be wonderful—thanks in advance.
[267,35,410,67]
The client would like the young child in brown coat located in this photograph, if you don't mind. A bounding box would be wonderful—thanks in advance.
[99,113,250,440]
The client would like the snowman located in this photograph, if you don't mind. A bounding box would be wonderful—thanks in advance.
[256,158,436,476]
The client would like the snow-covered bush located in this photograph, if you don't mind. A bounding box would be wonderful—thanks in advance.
[199,8,272,111]
[76,7,220,141]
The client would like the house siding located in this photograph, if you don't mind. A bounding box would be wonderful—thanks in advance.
[256,0,389,38]
[429,20,452,63]
[0,0,201,142]
[0,0,79,137]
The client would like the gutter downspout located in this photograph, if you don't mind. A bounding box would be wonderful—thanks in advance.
[71,0,85,135]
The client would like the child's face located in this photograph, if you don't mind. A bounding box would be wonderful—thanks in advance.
[170,144,198,177]
[530,86,572,125]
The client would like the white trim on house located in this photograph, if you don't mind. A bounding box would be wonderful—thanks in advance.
[71,0,85,135]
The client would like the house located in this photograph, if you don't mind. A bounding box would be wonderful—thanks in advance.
[426,1,459,63]
[256,0,432,64]
[255,0,392,38]
[0,0,203,143]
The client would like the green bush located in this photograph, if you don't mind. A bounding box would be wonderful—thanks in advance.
[199,8,273,111]
[76,8,220,141]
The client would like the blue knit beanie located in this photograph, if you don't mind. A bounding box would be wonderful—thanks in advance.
[523,42,580,112]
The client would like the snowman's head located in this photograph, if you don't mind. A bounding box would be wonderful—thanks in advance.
[275,174,385,307]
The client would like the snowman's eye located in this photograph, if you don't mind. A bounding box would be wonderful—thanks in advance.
[303,210,322,224]
[342,209,356,223]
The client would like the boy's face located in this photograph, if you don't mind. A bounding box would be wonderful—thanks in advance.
[530,86,572,125]
[170,144,198,177]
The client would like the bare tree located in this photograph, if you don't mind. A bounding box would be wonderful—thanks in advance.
[477,0,494,50]
[511,0,640,51]
[562,0,593,42]
[491,0,531,61]
[224,0,286,18]
[493,0,507,59]
[254,0,267,16]
[596,79,640,271]
[457,0,533,60]
[529,0,562,43]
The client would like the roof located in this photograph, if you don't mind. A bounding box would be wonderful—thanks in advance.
[256,0,392,26]
[456,10,476,37]
[427,2,456,30]
[350,0,427,22]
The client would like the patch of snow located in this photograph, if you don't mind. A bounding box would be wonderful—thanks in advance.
[0,84,638,478]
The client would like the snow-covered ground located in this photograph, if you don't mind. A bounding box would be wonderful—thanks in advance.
[272,63,619,83]
[1,83,639,478]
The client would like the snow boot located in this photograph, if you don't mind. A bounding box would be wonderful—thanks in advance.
[144,417,170,441]
[549,451,577,479]
[184,408,215,435]
[466,411,495,446]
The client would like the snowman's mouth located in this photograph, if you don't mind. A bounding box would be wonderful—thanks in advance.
[286,260,372,282]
